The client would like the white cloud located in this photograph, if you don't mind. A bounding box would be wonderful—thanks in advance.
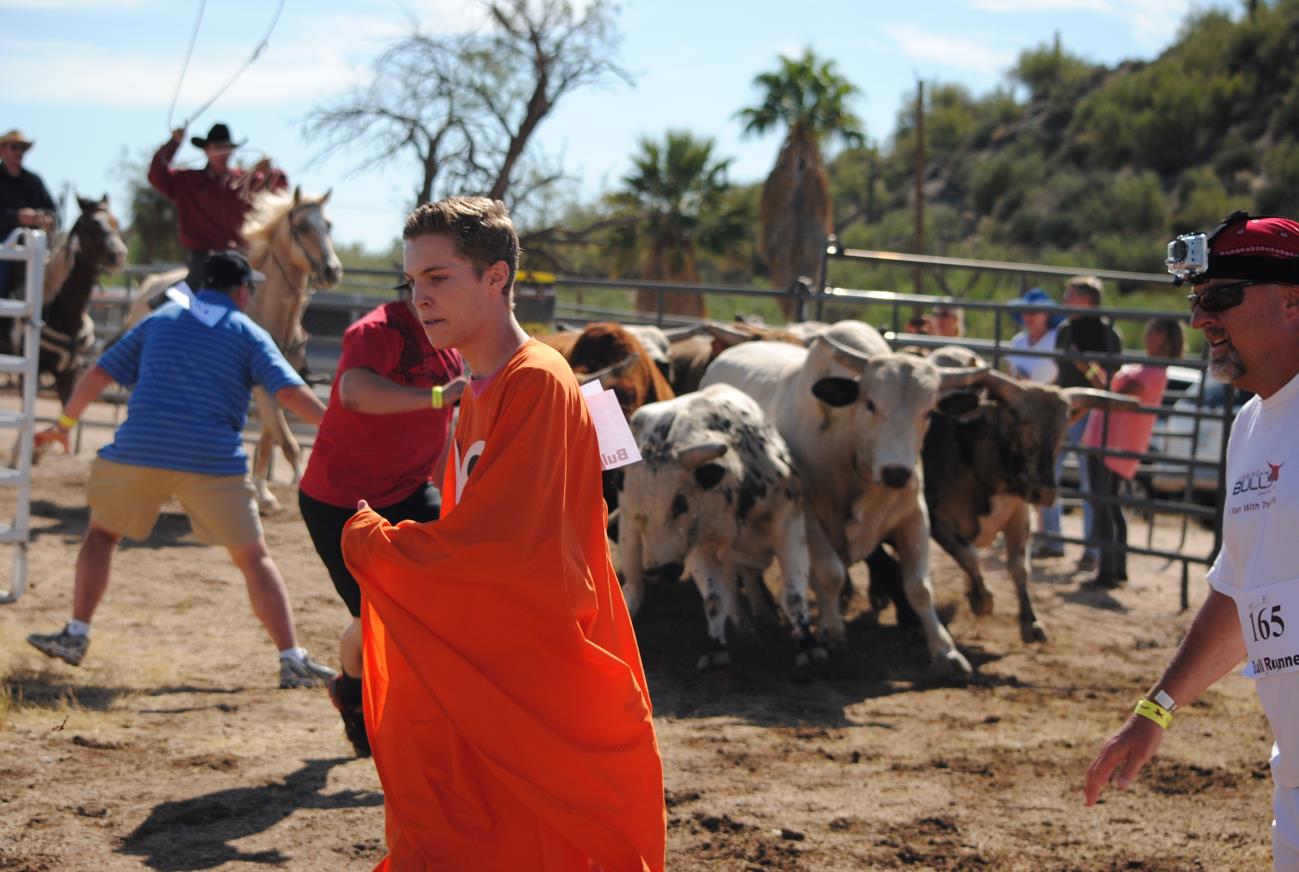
[0,0,143,7]
[882,23,1015,76]
[968,0,1205,53]
[0,4,421,111]
[0,0,560,111]
[971,0,1111,11]
[402,0,490,30]
[0,37,365,109]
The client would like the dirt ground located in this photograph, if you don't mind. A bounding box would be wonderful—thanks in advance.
[0,397,1276,871]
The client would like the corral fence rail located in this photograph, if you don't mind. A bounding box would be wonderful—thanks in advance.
[84,250,1227,609]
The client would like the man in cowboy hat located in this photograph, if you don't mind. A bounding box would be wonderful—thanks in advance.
[148,122,287,293]
[0,129,56,242]
[0,130,59,344]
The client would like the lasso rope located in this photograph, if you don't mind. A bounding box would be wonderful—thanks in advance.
[166,0,288,132]
[165,0,206,131]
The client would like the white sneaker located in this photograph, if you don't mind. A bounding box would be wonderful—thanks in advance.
[27,625,89,666]
[279,652,337,689]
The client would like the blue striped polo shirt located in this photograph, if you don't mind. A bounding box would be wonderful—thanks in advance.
[96,290,304,476]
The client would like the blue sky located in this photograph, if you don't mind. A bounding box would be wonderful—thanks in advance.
[4,0,1219,252]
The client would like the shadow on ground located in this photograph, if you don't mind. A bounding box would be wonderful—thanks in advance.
[633,575,1012,728]
[2,669,245,713]
[29,499,205,549]
[119,757,381,871]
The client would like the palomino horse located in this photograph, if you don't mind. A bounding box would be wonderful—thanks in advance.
[124,187,342,511]
[38,195,128,403]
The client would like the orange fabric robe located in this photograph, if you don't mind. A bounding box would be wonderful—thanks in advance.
[342,340,665,872]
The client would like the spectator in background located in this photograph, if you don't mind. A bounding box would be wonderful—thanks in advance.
[0,129,56,241]
[1007,287,1065,549]
[0,130,58,336]
[1006,287,1063,384]
[1081,318,1183,588]
[1039,275,1124,564]
[906,313,934,335]
[932,303,965,338]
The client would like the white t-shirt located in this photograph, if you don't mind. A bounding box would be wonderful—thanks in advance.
[1006,327,1059,384]
[1208,369,1299,787]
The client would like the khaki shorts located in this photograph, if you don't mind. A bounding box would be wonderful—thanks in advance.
[86,457,262,548]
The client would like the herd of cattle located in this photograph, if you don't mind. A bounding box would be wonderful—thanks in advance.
[538,318,1138,675]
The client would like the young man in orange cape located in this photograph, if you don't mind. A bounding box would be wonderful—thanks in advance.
[341,196,665,872]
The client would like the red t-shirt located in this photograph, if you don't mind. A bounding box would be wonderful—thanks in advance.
[300,301,464,508]
[1082,363,1169,480]
[147,138,288,252]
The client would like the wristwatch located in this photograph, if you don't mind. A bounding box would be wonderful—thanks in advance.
[1152,689,1178,712]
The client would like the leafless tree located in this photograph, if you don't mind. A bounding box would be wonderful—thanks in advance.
[303,0,629,214]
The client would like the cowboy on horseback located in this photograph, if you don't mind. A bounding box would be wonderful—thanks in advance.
[148,122,286,292]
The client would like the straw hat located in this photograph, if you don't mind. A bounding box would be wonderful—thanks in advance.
[0,130,34,151]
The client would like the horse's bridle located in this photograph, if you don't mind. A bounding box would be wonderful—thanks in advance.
[266,202,333,292]
[39,206,118,373]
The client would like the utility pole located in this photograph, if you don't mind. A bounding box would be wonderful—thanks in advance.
[913,79,925,297]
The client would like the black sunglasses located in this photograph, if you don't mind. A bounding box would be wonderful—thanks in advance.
[1186,280,1259,314]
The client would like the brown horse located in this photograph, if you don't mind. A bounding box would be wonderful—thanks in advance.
[123,187,342,511]
[38,195,128,403]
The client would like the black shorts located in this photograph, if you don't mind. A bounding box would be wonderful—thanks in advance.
[299,484,441,617]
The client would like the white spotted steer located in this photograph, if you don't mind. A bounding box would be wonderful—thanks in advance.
[619,384,824,670]
[701,321,986,676]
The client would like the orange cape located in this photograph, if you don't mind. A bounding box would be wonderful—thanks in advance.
[342,341,665,872]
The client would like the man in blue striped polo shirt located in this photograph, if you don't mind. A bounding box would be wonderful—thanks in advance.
[27,251,337,688]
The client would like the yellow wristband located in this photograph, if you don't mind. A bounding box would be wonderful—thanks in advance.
[431,385,444,410]
[1134,698,1173,729]
[57,413,78,430]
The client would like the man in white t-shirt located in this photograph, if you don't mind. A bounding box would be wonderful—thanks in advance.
[1084,212,1299,871]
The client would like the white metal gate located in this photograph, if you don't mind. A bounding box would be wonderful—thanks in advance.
[0,228,47,603]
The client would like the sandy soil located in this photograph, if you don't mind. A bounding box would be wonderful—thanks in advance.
[0,397,1274,871]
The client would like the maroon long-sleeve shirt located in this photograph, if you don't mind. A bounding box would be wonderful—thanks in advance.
[147,138,287,252]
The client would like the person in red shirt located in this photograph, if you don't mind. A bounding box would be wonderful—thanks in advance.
[341,196,665,871]
[148,122,287,292]
[298,289,465,756]
[1081,318,1183,588]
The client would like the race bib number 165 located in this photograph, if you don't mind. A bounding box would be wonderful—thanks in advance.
[1232,578,1299,680]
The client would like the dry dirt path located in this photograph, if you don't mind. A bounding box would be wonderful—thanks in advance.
[0,399,1273,871]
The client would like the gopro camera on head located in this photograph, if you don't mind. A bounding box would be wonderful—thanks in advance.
[1166,232,1209,284]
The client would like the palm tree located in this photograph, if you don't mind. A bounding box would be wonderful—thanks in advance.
[738,48,865,318]
[605,130,747,318]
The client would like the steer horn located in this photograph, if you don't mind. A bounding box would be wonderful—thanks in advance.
[930,345,985,369]
[703,322,756,348]
[575,353,637,387]
[677,442,728,469]
[936,364,990,390]
[978,367,1028,403]
[817,331,874,372]
[1063,387,1141,413]
[661,324,707,342]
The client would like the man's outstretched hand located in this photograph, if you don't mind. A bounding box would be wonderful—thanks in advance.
[1084,715,1164,806]
[33,425,70,456]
